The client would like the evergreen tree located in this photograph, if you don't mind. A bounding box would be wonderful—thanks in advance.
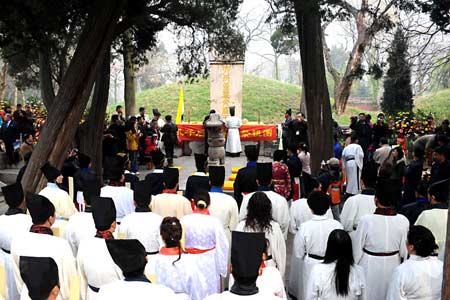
[381,28,413,115]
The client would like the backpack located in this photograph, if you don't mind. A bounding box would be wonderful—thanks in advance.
[327,173,344,205]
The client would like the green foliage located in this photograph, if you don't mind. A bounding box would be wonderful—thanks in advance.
[415,88,450,121]
[381,28,413,115]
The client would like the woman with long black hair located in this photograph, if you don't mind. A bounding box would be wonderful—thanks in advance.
[387,225,443,299]
[236,192,286,278]
[144,217,206,300]
[306,229,366,299]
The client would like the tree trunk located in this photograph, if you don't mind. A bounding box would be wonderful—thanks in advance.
[274,54,280,81]
[39,48,56,109]
[294,0,333,174]
[300,85,307,116]
[123,32,136,119]
[78,50,111,176]
[336,10,371,114]
[322,27,341,112]
[442,180,450,299]
[0,63,8,100]
[21,0,125,193]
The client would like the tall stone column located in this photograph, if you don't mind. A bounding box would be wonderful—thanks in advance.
[210,60,244,119]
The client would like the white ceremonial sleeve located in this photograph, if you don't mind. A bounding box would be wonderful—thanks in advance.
[293,227,306,260]
[289,204,299,234]
[229,201,239,232]
[352,217,368,264]
[276,199,290,240]
[214,221,230,277]
[386,267,407,300]
[59,243,77,300]
[239,196,250,221]
[77,248,89,300]
[271,224,287,278]
[340,199,358,232]
[304,266,320,300]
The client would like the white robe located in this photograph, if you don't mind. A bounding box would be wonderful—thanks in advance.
[415,208,448,261]
[39,183,77,219]
[292,215,343,300]
[0,213,32,300]
[204,291,282,300]
[150,193,193,219]
[100,186,135,221]
[225,116,242,153]
[305,262,366,300]
[118,212,163,254]
[288,198,333,235]
[386,255,443,300]
[145,252,208,300]
[240,191,290,239]
[181,213,229,296]
[352,214,409,300]
[340,194,376,234]
[209,192,239,243]
[11,232,77,300]
[65,212,96,256]
[287,201,332,298]
[236,220,286,279]
[342,144,364,195]
[229,267,287,300]
[97,280,187,300]
[77,237,123,300]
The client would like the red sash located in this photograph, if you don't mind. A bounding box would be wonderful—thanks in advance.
[185,246,215,254]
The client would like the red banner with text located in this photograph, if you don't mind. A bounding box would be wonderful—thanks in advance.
[177,124,277,141]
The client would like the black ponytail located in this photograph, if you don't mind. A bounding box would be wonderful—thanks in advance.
[323,229,354,296]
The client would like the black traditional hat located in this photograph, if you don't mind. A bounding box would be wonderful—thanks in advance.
[256,163,272,186]
[103,157,124,181]
[163,167,179,189]
[194,153,207,172]
[133,180,151,207]
[82,178,102,206]
[2,182,24,208]
[106,239,147,276]
[150,150,165,167]
[428,179,449,203]
[92,196,116,231]
[26,193,55,225]
[209,166,225,187]
[307,191,331,216]
[231,231,265,278]
[229,106,236,116]
[20,256,59,300]
[40,162,61,182]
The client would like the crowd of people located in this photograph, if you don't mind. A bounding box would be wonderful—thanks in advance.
[0,104,449,300]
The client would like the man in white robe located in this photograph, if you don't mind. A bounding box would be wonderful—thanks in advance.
[77,196,123,300]
[208,166,239,243]
[98,239,186,300]
[119,180,163,254]
[225,106,242,157]
[65,179,100,255]
[150,168,192,218]
[341,134,364,196]
[205,231,282,300]
[239,163,290,239]
[292,191,343,300]
[11,193,77,300]
[0,183,32,300]
[415,179,449,260]
[19,256,60,300]
[288,179,332,235]
[352,182,409,300]
[100,162,134,221]
[340,162,378,235]
[39,161,77,219]
[373,137,391,166]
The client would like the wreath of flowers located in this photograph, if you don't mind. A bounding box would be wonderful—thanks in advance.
[388,110,435,139]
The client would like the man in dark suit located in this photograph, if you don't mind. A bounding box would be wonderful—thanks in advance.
[0,114,20,165]
[185,153,209,200]
[161,115,178,167]
[234,145,258,208]
[286,144,302,200]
